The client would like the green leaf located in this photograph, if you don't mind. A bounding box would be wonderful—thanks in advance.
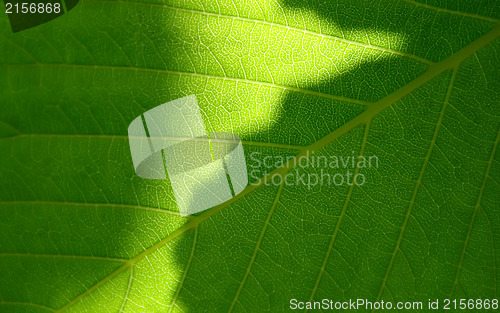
[0,0,499,312]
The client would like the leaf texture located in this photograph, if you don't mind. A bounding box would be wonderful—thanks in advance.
[0,0,499,312]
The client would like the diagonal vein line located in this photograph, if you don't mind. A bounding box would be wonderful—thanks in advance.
[402,0,500,23]
[375,67,459,304]
[0,121,20,135]
[450,127,500,297]
[55,23,500,312]
[0,133,305,151]
[119,266,133,313]
[480,206,497,298]
[306,120,372,309]
[0,33,39,63]
[0,63,372,106]
[84,0,433,65]
[168,226,198,313]
[0,253,127,263]
[0,200,182,215]
[0,302,55,312]
[304,24,500,155]
[228,172,288,313]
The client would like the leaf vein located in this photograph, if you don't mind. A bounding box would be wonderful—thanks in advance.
[0,253,127,262]
[168,226,198,313]
[84,0,434,65]
[450,128,500,297]
[375,67,459,303]
[0,63,371,106]
[0,200,182,215]
[402,0,500,23]
[228,172,288,313]
[306,120,372,308]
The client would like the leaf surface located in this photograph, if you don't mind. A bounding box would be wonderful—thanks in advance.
[0,0,499,312]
